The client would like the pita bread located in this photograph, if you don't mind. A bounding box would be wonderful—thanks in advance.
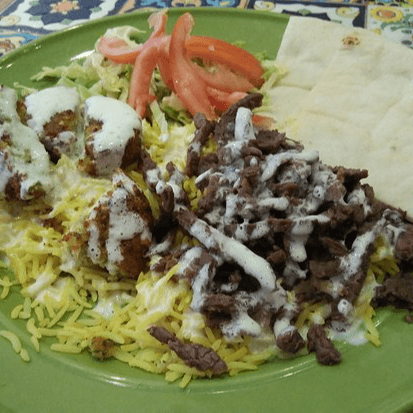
[274,17,351,89]
[270,16,413,217]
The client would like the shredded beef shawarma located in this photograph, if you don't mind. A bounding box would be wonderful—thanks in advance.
[2,80,413,379]
[144,92,413,366]
[148,325,228,374]
[307,324,342,365]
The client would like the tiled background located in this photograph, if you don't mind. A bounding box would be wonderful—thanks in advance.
[1,0,413,56]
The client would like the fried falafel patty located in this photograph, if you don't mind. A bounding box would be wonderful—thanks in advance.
[86,170,153,279]
[83,95,142,177]
[0,85,51,201]
[20,86,81,163]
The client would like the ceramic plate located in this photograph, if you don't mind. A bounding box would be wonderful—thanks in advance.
[0,8,412,413]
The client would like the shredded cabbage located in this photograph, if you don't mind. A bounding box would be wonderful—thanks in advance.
[142,101,195,170]
[29,51,133,101]
[100,25,147,49]
[253,59,287,120]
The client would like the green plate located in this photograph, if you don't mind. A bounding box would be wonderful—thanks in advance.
[1,8,412,413]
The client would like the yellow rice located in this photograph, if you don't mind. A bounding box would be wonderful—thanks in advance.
[0,124,402,387]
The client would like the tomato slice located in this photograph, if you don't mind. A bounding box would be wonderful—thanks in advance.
[169,13,216,119]
[127,39,161,118]
[158,36,255,95]
[157,36,174,91]
[190,62,255,93]
[97,36,141,64]
[185,36,264,87]
[99,11,265,121]
[97,11,167,64]
[252,114,276,129]
[206,87,247,112]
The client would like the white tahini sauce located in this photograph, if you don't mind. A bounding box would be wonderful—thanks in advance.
[93,291,132,319]
[188,217,276,291]
[25,86,80,134]
[0,86,51,199]
[84,95,142,176]
[87,172,151,274]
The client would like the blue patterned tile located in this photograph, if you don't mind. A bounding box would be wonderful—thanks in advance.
[118,0,241,10]
[367,5,413,47]
[26,0,102,25]
[368,0,413,5]
[0,25,47,56]
[250,0,366,27]
[0,0,17,14]
[0,0,24,15]
[0,29,36,53]
[0,0,128,31]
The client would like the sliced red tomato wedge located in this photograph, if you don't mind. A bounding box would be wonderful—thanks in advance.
[169,13,216,119]
[97,37,139,64]
[96,10,168,64]
[185,36,264,87]
[190,62,255,93]
[127,39,161,118]
[98,11,266,121]
[157,36,174,92]
[126,12,171,117]
[251,114,276,129]
[206,87,247,112]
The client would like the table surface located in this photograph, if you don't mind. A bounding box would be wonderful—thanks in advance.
[1,0,413,58]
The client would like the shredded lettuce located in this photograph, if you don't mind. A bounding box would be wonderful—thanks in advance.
[143,101,195,170]
[150,69,192,125]
[254,59,287,119]
[160,94,192,125]
[260,59,287,91]
[100,25,147,49]
[150,100,169,143]
[30,51,133,101]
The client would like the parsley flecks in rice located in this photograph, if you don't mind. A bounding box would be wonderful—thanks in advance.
[1,69,413,386]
